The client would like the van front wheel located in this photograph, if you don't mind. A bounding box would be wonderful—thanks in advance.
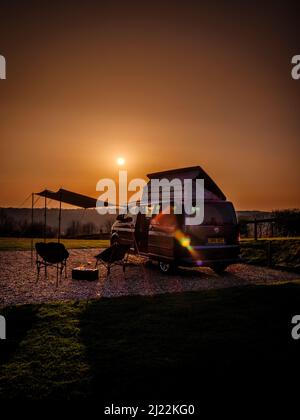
[159,261,176,274]
[212,263,228,274]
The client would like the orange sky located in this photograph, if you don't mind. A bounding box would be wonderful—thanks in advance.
[0,1,299,210]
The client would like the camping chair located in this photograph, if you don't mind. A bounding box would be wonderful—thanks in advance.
[35,242,69,285]
[94,243,130,278]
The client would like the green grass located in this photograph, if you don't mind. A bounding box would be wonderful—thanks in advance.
[1,282,300,399]
[240,239,300,270]
[0,237,109,251]
[240,236,300,241]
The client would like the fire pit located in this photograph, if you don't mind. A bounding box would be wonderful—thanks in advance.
[72,266,99,281]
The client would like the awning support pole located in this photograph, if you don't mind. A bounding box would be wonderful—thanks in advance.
[58,191,62,243]
[44,192,47,242]
[31,193,34,266]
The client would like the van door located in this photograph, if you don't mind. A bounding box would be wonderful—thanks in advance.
[148,207,180,259]
[135,212,151,253]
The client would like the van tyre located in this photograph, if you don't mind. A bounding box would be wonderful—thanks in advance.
[212,263,228,274]
[159,261,176,274]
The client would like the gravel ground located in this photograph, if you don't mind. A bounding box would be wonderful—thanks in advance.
[0,249,299,306]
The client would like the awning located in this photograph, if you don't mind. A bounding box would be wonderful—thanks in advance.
[35,188,97,208]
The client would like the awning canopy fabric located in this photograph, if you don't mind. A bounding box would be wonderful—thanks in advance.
[35,188,97,208]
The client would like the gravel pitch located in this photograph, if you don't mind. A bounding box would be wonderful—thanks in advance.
[0,249,299,306]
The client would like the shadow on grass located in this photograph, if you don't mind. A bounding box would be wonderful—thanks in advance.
[0,305,38,365]
[79,283,300,400]
[1,283,300,400]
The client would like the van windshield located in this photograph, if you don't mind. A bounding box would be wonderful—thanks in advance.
[186,202,236,226]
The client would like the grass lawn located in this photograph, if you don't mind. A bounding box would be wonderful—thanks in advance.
[0,282,300,400]
[241,239,300,270]
[0,237,109,251]
[240,237,300,241]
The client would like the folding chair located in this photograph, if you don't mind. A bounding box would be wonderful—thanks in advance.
[94,243,130,278]
[35,242,69,286]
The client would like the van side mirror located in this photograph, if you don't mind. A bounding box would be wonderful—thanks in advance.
[116,215,133,223]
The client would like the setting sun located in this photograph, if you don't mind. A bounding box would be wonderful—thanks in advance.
[117,157,125,166]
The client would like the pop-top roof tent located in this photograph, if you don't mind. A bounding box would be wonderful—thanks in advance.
[142,166,226,204]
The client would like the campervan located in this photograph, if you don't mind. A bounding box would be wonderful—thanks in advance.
[111,167,240,273]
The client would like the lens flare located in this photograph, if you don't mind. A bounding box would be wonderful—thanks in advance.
[181,237,191,248]
[174,229,202,266]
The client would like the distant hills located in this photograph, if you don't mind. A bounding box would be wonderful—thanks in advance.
[0,207,270,232]
[0,208,116,235]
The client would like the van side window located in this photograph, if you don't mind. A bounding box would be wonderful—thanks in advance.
[118,212,136,223]
[127,213,137,223]
[150,206,179,229]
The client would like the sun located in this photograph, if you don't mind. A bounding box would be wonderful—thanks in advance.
[117,157,125,166]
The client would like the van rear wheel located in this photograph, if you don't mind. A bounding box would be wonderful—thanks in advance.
[212,263,228,274]
[159,261,176,274]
